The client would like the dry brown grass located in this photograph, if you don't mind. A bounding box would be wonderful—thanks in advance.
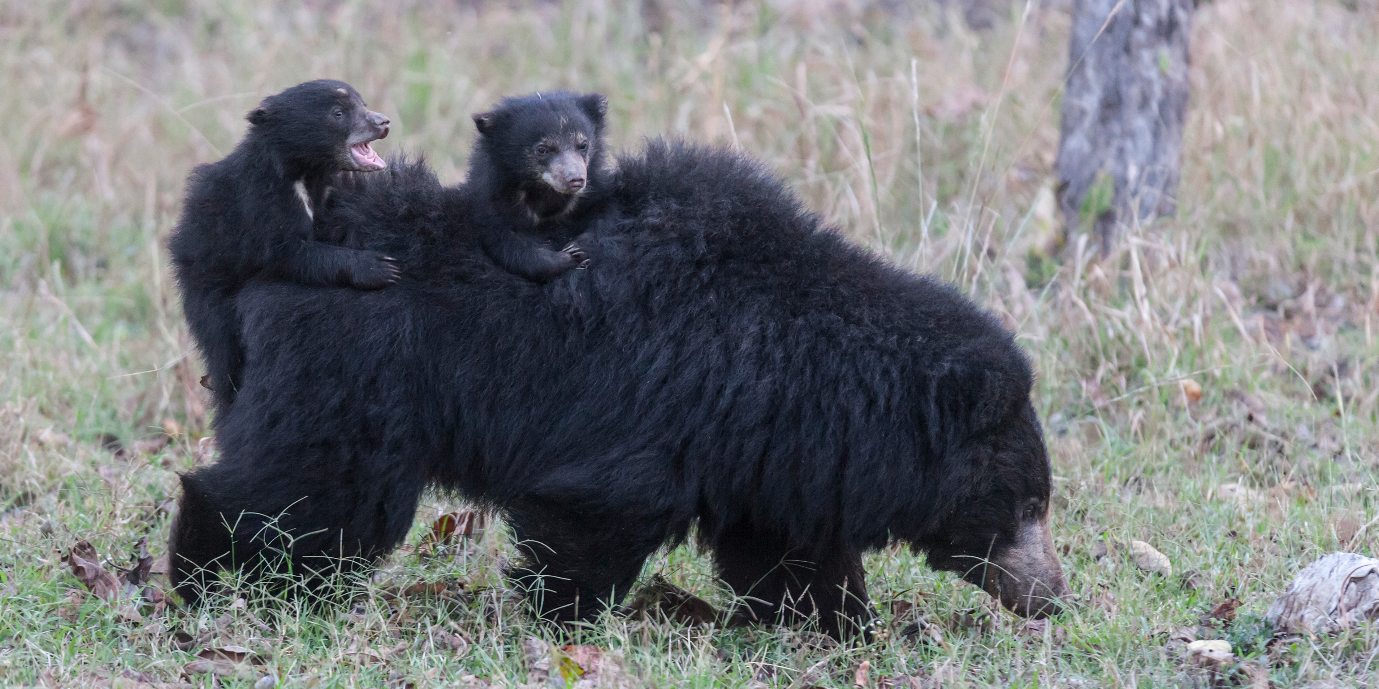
[1,0,1378,686]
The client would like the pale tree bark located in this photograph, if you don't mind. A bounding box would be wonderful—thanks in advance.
[1055,0,1193,256]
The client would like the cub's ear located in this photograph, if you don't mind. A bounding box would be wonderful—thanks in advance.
[246,107,269,126]
[578,93,608,124]
[472,111,501,136]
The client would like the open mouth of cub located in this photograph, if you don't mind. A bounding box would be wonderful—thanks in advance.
[350,141,386,170]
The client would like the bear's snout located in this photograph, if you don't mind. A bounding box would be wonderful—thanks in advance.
[984,513,1071,618]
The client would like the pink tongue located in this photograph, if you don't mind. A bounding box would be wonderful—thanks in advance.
[351,142,386,170]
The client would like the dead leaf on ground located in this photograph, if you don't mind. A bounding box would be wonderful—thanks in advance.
[523,637,639,688]
[891,600,948,648]
[1238,661,1271,689]
[63,540,123,602]
[1179,569,1206,592]
[342,635,406,666]
[1202,598,1242,627]
[950,607,995,635]
[84,669,191,689]
[170,630,200,652]
[424,625,471,655]
[853,660,870,687]
[1089,585,1118,615]
[418,510,487,556]
[126,537,153,586]
[380,579,461,600]
[1178,379,1203,404]
[183,645,264,680]
[923,660,962,689]
[435,510,485,542]
[623,574,721,627]
[876,676,923,689]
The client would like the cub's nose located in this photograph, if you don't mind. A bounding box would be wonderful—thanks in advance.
[369,110,391,138]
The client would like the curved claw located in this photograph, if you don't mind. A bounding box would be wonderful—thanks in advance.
[562,242,589,266]
[382,256,401,283]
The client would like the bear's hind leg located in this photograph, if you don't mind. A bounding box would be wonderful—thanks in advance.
[709,521,875,641]
[506,502,668,628]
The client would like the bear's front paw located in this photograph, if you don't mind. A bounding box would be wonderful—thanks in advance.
[563,242,591,270]
[352,253,402,289]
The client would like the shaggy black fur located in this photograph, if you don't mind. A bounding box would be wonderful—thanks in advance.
[169,141,1056,640]
[464,91,615,281]
[168,80,397,410]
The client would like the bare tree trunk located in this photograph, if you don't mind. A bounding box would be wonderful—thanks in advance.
[1055,0,1193,256]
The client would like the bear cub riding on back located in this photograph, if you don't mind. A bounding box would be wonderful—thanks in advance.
[465,91,615,281]
[169,80,398,410]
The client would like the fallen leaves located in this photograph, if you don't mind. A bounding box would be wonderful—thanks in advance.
[1202,598,1243,626]
[59,537,168,623]
[522,637,639,688]
[416,510,487,557]
[79,669,191,689]
[623,574,723,627]
[182,645,265,681]
[1178,378,1204,404]
[62,540,124,603]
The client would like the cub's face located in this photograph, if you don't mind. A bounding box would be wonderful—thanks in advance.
[527,126,593,196]
[247,79,391,172]
[472,92,608,197]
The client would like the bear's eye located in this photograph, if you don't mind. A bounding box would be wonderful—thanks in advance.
[577,141,588,151]
[535,145,550,156]
[1023,500,1042,521]
[333,108,344,119]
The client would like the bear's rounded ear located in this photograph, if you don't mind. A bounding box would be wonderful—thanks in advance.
[935,350,1032,434]
[246,107,269,126]
[579,94,608,124]
[472,111,499,136]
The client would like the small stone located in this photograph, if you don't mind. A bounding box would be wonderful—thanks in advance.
[254,674,278,689]
[1129,540,1172,576]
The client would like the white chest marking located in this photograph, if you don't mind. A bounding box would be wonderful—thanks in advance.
[294,179,313,221]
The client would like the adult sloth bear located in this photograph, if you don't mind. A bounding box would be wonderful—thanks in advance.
[169,140,1069,640]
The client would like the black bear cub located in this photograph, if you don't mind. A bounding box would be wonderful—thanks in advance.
[464,91,615,281]
[169,80,398,410]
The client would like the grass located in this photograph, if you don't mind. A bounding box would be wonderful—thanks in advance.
[1,0,1378,685]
